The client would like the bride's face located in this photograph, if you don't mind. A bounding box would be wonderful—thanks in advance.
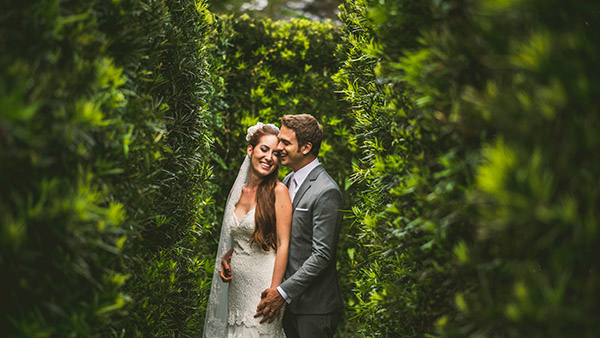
[247,134,280,177]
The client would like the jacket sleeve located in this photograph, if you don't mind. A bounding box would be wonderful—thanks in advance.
[280,187,342,301]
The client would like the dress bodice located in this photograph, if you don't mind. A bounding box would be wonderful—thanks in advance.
[230,209,276,259]
[227,208,284,337]
[230,209,256,253]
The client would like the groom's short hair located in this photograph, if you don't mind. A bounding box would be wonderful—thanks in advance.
[281,114,323,156]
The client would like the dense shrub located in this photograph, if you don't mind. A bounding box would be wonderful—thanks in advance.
[0,0,217,336]
[336,0,600,336]
[108,1,219,335]
[209,15,352,189]
[335,1,462,336]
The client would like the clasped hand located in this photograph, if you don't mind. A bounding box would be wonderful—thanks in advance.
[254,287,285,323]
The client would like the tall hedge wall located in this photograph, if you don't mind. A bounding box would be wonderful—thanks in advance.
[336,0,599,337]
[1,0,218,336]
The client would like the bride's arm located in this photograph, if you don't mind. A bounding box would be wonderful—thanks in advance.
[270,182,292,288]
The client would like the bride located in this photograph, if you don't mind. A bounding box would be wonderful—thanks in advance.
[204,123,292,337]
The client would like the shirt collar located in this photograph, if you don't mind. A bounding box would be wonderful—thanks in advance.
[292,157,320,189]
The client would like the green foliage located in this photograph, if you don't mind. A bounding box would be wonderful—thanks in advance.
[335,1,462,336]
[1,0,218,336]
[336,0,600,336]
[208,0,342,21]
[209,14,354,208]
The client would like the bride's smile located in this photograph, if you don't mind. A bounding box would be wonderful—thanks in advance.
[248,134,280,177]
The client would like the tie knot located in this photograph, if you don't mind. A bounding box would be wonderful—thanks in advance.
[289,175,297,200]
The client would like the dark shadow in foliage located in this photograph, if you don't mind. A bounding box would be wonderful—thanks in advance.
[335,0,600,336]
[0,0,219,336]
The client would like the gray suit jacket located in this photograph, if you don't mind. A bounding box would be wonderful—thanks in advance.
[279,164,344,314]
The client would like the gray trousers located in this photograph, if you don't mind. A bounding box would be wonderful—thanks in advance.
[282,310,341,338]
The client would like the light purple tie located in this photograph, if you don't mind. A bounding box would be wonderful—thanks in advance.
[289,175,296,201]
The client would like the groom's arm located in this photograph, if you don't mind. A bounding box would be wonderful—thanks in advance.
[279,186,342,301]
[255,185,342,323]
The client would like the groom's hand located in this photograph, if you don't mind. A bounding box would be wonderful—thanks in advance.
[219,252,232,282]
[255,287,285,323]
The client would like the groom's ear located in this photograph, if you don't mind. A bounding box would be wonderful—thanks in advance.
[301,142,312,155]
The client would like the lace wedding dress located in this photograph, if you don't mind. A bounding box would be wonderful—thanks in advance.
[227,208,285,337]
[204,156,285,338]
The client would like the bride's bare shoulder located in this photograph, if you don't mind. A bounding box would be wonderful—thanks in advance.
[274,181,289,193]
[274,182,292,207]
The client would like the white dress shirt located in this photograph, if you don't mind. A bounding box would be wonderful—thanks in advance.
[288,157,320,202]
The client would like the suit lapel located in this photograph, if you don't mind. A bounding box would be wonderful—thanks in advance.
[283,173,291,187]
[292,165,324,209]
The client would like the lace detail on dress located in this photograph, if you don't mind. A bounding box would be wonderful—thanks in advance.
[204,156,284,338]
[227,209,285,337]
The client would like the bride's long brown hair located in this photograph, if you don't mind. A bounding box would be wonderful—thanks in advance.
[248,125,279,251]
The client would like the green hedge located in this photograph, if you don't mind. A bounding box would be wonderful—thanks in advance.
[1,0,217,336]
[335,1,458,336]
[209,15,353,189]
[336,0,599,336]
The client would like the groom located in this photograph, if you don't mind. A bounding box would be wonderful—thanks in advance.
[255,114,344,337]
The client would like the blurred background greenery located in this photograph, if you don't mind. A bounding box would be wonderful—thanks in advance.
[209,0,342,21]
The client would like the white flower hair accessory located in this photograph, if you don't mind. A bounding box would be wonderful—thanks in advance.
[246,122,279,141]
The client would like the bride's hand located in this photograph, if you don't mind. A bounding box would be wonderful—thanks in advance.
[220,249,233,282]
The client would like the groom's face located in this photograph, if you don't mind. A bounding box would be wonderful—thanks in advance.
[277,126,303,171]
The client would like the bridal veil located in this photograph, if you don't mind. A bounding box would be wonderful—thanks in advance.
[203,156,250,337]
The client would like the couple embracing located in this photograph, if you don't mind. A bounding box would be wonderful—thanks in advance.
[204,114,344,338]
